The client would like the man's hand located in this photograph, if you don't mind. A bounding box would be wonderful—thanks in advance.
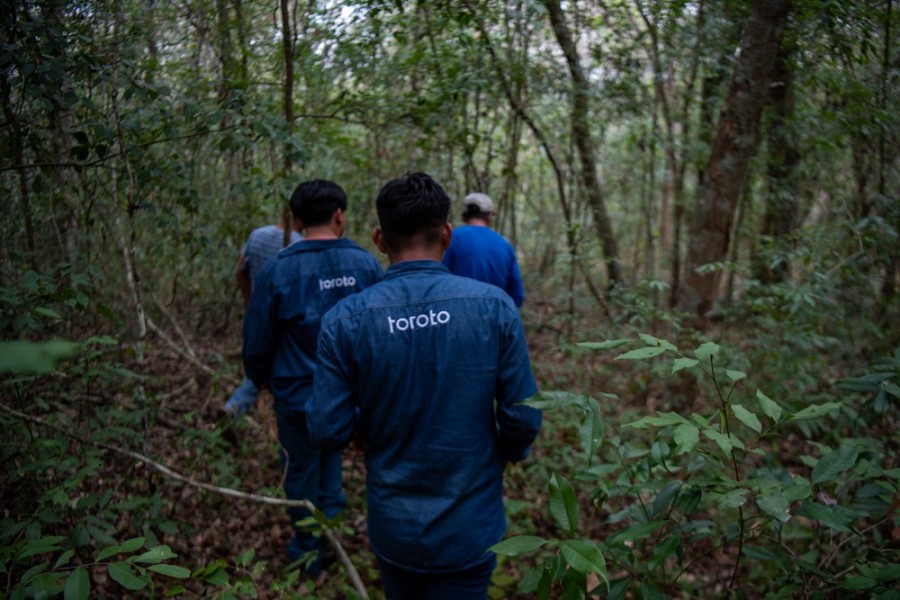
[223,378,259,417]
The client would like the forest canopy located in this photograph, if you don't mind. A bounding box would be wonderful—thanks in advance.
[1,0,898,598]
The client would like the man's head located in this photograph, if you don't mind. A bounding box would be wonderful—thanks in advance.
[461,192,495,224]
[289,179,348,228]
[374,172,451,255]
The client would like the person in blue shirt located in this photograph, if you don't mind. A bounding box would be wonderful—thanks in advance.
[442,192,525,307]
[309,172,542,599]
[242,179,383,575]
[224,221,302,416]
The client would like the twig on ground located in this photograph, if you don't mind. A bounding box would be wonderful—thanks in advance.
[0,402,369,599]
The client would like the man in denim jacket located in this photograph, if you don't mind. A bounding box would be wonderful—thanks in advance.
[243,179,383,574]
[309,172,541,598]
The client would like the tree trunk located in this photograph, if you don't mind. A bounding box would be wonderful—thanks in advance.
[280,0,294,247]
[678,0,791,316]
[542,0,622,286]
[753,43,799,284]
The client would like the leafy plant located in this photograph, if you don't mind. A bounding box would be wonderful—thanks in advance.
[493,336,900,599]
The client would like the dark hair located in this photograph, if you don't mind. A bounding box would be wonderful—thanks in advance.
[289,179,348,227]
[462,204,492,222]
[376,172,450,250]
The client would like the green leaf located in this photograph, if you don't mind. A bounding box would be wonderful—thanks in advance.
[812,444,859,485]
[0,340,80,374]
[132,545,176,564]
[624,412,690,429]
[694,342,719,361]
[524,391,594,411]
[843,576,876,590]
[578,401,604,461]
[672,358,699,373]
[96,537,145,561]
[783,478,812,502]
[147,564,191,579]
[731,405,762,433]
[756,390,783,422]
[673,424,700,454]
[798,501,853,533]
[703,429,744,454]
[725,370,746,382]
[616,346,667,360]
[549,474,579,535]
[607,521,666,545]
[576,339,632,350]
[789,402,842,421]
[489,536,548,557]
[876,563,900,582]
[239,548,256,567]
[108,561,149,590]
[560,540,607,581]
[721,488,749,509]
[56,549,75,568]
[757,494,791,523]
[64,567,90,600]
[637,334,677,351]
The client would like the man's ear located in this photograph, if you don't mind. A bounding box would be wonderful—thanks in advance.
[440,222,453,251]
[372,227,389,254]
[332,208,346,235]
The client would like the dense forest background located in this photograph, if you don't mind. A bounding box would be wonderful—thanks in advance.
[1,0,898,598]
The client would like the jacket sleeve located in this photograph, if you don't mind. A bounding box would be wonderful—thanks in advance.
[494,306,541,461]
[308,316,357,451]
[242,266,276,387]
[505,247,526,308]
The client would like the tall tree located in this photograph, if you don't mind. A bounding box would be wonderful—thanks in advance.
[678,0,792,316]
[753,40,799,284]
[542,0,622,286]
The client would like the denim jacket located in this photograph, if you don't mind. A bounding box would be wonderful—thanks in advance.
[309,260,541,572]
[243,238,383,415]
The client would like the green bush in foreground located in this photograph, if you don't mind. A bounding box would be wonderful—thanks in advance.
[494,337,900,599]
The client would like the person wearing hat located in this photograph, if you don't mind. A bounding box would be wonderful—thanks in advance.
[442,192,525,307]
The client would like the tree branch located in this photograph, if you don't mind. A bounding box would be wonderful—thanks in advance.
[0,402,368,598]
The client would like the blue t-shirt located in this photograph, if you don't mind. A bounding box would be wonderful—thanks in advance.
[241,224,302,285]
[309,260,541,572]
[243,238,383,415]
[442,225,525,307]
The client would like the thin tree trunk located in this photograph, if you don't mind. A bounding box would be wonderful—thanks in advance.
[280,0,294,246]
[468,1,609,318]
[754,43,799,283]
[678,0,792,317]
[542,0,622,287]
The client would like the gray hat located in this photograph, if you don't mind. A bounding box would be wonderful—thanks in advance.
[463,192,494,214]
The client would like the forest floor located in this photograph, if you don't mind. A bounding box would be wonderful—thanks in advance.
[111,309,620,599]
[87,303,845,599]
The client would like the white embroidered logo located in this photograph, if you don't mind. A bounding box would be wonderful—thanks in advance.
[319,275,357,291]
[387,309,451,334]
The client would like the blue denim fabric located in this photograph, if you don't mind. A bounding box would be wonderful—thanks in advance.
[277,413,346,572]
[309,260,541,573]
[377,554,496,600]
[223,377,258,416]
[442,225,525,307]
[241,237,382,571]
[243,238,383,415]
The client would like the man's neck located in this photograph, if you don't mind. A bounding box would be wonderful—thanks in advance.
[303,224,340,240]
[388,246,443,265]
[464,217,490,227]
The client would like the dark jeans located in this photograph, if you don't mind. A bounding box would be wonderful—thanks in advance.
[376,554,497,600]
[276,413,346,570]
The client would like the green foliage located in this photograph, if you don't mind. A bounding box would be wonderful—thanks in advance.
[498,335,900,598]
